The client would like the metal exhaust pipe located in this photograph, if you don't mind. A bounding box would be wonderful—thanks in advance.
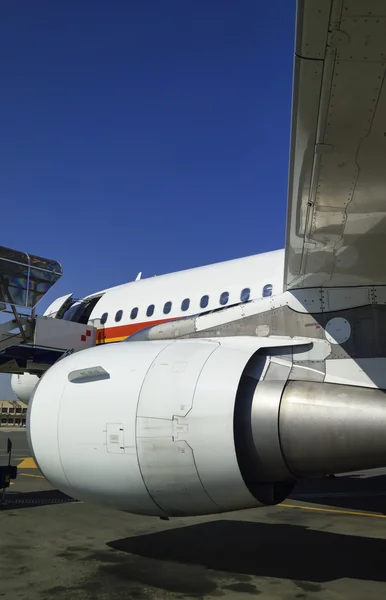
[279,381,386,477]
[239,379,386,490]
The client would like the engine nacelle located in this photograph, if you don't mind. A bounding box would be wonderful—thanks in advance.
[28,338,294,517]
[11,373,40,404]
[28,337,386,517]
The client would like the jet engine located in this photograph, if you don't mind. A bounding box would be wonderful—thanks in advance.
[11,373,40,404]
[27,338,386,518]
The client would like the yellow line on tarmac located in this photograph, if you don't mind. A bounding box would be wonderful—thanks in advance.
[17,458,37,469]
[280,503,386,519]
[19,473,45,479]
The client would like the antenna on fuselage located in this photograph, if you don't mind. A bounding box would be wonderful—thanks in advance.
[135,272,142,281]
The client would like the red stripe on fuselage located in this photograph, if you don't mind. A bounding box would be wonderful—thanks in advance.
[96,317,177,344]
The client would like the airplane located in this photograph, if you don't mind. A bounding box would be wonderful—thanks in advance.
[18,0,386,518]
[11,249,285,402]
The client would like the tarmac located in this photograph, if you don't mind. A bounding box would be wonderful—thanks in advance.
[1,428,386,600]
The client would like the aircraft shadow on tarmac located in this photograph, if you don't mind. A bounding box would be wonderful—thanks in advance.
[291,473,386,514]
[107,519,386,584]
[0,489,78,510]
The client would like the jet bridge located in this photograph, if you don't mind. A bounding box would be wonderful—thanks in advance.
[0,245,96,375]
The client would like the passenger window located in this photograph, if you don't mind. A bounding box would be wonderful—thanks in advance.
[219,291,229,306]
[200,295,209,309]
[240,288,250,303]
[181,298,190,312]
[101,312,108,325]
[115,310,123,322]
[130,307,138,320]
[163,301,172,314]
[147,304,155,317]
[263,284,273,297]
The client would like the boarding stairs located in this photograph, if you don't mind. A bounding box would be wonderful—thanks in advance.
[0,245,96,375]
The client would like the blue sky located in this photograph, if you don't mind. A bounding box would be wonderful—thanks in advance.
[0,1,296,396]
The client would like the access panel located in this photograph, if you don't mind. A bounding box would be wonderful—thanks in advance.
[106,423,125,454]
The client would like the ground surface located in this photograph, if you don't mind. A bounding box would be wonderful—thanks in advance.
[1,429,386,600]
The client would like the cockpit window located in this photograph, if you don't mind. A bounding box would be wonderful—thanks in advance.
[200,295,209,309]
[101,312,108,325]
[263,284,273,297]
[240,288,250,302]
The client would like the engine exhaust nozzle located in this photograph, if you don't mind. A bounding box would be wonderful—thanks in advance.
[245,380,386,484]
[279,381,386,477]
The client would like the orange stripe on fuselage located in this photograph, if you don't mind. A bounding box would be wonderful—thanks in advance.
[96,317,177,344]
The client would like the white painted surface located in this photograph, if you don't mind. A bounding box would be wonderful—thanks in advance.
[43,293,73,317]
[324,318,351,345]
[135,339,263,515]
[184,342,262,512]
[291,338,331,361]
[11,372,39,403]
[29,342,173,515]
[106,423,124,454]
[34,316,96,351]
[28,337,285,517]
[89,250,285,329]
[325,358,386,389]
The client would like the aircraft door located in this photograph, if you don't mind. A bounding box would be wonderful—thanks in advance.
[43,294,74,318]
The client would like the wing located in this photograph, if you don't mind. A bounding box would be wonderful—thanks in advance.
[284,0,386,290]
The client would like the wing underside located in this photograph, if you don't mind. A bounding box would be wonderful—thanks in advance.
[285,0,386,290]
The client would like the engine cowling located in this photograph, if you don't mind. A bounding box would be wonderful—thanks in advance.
[11,373,40,404]
[28,337,386,517]
[28,338,295,517]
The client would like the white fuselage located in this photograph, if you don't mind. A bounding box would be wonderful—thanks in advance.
[86,249,285,343]
[11,248,284,401]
